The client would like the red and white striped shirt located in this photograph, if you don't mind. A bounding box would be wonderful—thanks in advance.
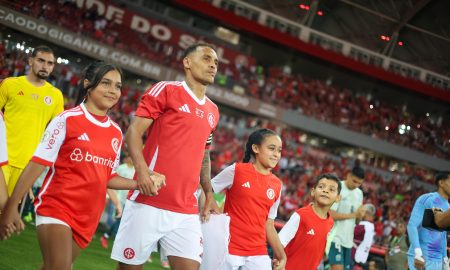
[129,81,219,214]
[33,103,122,248]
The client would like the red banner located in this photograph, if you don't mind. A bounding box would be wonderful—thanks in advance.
[75,0,255,67]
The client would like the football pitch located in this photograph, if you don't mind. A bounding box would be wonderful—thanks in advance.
[0,225,167,270]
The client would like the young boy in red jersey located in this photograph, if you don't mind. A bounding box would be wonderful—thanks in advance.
[278,174,342,270]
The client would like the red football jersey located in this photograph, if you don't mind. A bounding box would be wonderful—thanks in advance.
[129,81,219,214]
[279,204,334,270]
[33,104,122,248]
[0,112,7,166]
[212,162,282,256]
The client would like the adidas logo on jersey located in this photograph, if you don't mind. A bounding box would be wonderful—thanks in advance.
[242,181,251,188]
[179,104,191,113]
[17,91,24,96]
[77,133,90,141]
[307,229,315,235]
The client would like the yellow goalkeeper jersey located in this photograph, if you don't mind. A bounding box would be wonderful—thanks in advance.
[0,76,64,168]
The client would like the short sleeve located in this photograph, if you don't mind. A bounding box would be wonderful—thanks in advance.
[0,113,7,166]
[31,115,67,166]
[211,163,236,193]
[51,90,64,119]
[278,212,301,247]
[135,82,168,120]
[268,188,282,219]
[0,79,9,110]
[110,138,123,176]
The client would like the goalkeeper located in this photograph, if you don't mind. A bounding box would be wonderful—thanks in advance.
[407,171,450,270]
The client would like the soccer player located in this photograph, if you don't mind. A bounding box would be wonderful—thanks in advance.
[111,43,220,270]
[0,112,8,211]
[407,171,450,270]
[0,62,159,270]
[431,172,450,229]
[0,45,64,195]
[328,166,366,270]
[278,174,341,270]
[211,128,287,270]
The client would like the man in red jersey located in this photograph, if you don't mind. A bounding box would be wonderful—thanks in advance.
[278,174,342,270]
[111,43,220,270]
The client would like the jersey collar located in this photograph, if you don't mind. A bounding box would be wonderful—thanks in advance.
[182,81,206,105]
[80,103,111,128]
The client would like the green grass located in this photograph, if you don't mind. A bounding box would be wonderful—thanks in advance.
[0,224,167,270]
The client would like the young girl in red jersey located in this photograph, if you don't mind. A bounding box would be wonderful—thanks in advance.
[211,128,287,270]
[0,62,163,270]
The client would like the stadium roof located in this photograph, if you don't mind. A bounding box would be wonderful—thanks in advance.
[245,0,450,76]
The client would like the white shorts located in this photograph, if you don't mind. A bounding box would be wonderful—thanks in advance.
[111,200,203,265]
[200,214,230,270]
[35,215,70,228]
[221,254,272,270]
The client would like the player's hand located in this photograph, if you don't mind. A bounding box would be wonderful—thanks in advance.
[136,169,159,196]
[414,256,425,269]
[443,257,450,270]
[149,171,166,190]
[115,203,123,219]
[355,205,366,220]
[272,257,286,270]
[0,204,25,240]
[201,193,219,223]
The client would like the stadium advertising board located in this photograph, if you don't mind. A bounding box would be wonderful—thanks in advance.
[0,6,282,120]
[73,0,255,68]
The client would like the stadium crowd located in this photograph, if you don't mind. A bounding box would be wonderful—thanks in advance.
[5,0,449,160]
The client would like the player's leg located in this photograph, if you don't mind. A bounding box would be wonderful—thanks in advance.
[342,246,352,270]
[37,223,74,270]
[167,256,200,270]
[241,255,272,270]
[160,213,203,270]
[329,242,344,270]
[111,201,165,269]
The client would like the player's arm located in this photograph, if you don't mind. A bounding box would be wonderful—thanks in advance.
[200,149,220,222]
[106,189,123,218]
[407,196,427,268]
[278,212,301,247]
[266,218,287,270]
[0,79,9,110]
[435,209,450,228]
[330,205,365,221]
[125,116,164,196]
[0,161,46,239]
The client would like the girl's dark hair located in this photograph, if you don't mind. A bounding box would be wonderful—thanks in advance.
[242,128,278,163]
[75,61,123,105]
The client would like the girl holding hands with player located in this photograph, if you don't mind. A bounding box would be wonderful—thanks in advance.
[211,128,287,270]
[0,61,164,270]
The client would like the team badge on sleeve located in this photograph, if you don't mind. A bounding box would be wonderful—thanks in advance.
[207,113,215,128]
[266,188,275,200]
[111,138,120,153]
